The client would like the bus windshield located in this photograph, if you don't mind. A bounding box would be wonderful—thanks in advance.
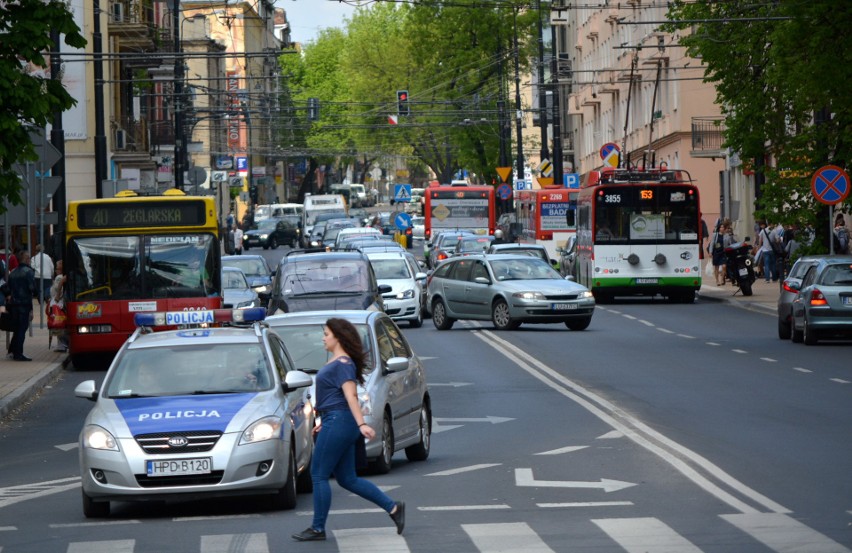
[67,234,220,301]
[594,186,699,244]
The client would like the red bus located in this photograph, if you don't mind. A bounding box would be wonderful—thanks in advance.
[65,192,222,368]
[424,185,496,241]
[515,188,578,259]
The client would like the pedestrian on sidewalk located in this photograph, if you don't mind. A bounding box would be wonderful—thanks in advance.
[291,317,405,542]
[7,250,35,361]
[31,244,55,302]
[709,220,726,286]
[49,259,69,352]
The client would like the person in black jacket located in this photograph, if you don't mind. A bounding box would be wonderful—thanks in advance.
[7,250,36,361]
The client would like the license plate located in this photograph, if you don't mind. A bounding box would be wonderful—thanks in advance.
[551,303,578,310]
[147,458,212,477]
[843,296,852,306]
[739,268,748,276]
[635,278,658,284]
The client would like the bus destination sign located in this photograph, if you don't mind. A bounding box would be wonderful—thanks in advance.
[78,200,207,229]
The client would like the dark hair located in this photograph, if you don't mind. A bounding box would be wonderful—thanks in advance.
[326,318,367,384]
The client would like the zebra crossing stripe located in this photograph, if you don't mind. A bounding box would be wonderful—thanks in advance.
[592,517,702,553]
[200,533,269,553]
[333,527,410,552]
[720,513,852,553]
[462,522,556,552]
[67,540,135,553]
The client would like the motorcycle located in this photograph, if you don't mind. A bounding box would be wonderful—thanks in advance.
[724,239,755,296]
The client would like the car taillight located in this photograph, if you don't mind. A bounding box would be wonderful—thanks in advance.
[810,289,828,306]
[782,281,797,293]
[437,253,448,261]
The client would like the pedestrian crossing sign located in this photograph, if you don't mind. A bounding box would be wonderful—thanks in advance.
[394,184,412,202]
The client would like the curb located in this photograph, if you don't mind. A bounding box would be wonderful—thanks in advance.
[0,361,66,421]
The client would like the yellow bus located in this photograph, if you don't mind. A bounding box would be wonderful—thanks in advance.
[65,191,222,368]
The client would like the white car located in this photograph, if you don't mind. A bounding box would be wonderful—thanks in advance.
[411,216,425,239]
[366,250,427,327]
[74,308,315,517]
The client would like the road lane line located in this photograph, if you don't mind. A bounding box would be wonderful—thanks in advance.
[462,522,556,553]
[593,517,702,553]
[535,445,588,455]
[677,334,695,339]
[760,357,778,362]
[793,367,812,373]
[657,328,675,334]
[67,540,134,553]
[0,477,81,509]
[474,330,789,515]
[623,314,637,320]
[0,526,16,531]
[418,504,511,511]
[707,341,721,346]
[334,527,409,553]
[201,533,268,553]
[539,501,633,508]
[50,521,141,528]
[297,508,384,516]
[732,348,748,353]
[721,513,852,553]
[174,514,261,522]
[830,378,850,384]
[426,463,501,476]
[639,319,655,326]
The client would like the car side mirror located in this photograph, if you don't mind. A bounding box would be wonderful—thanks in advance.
[74,380,99,401]
[283,370,313,392]
[415,272,427,280]
[385,356,410,373]
[378,284,393,294]
[474,276,490,285]
[564,275,576,282]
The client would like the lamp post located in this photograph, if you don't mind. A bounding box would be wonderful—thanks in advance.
[173,0,185,190]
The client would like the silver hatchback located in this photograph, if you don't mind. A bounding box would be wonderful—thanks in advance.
[790,256,852,344]
[75,309,315,517]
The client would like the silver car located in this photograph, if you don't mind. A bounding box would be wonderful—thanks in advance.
[790,256,852,344]
[427,254,596,330]
[777,255,824,339]
[266,310,431,474]
[74,309,315,517]
[222,266,260,309]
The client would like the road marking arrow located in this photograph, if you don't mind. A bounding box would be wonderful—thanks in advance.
[434,416,514,424]
[515,468,637,493]
[428,464,502,477]
[55,442,78,452]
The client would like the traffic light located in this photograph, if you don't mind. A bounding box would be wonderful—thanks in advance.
[397,90,410,116]
[249,184,258,203]
[307,97,320,121]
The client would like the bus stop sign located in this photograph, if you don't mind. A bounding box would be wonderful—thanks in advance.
[811,165,850,205]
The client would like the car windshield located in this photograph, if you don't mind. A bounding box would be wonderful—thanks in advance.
[496,247,547,260]
[459,237,493,252]
[489,258,562,281]
[223,270,248,289]
[271,323,374,374]
[280,259,369,293]
[372,259,412,280]
[255,219,279,231]
[105,344,272,397]
[819,264,852,285]
[224,258,268,277]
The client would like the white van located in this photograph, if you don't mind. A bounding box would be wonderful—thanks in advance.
[349,184,369,207]
[302,194,347,246]
[270,203,303,219]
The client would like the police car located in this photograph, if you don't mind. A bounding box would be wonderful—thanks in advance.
[74,308,315,517]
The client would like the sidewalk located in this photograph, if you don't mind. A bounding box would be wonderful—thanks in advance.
[0,281,781,421]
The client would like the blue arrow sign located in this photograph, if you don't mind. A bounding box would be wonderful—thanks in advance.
[394,212,412,230]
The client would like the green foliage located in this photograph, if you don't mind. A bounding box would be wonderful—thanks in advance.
[664,1,852,237]
[0,0,85,209]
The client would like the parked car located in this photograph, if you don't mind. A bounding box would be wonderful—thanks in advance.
[243,217,299,250]
[74,308,315,517]
[487,243,554,266]
[267,251,391,315]
[222,266,260,309]
[777,255,825,339]
[366,250,427,327]
[790,256,852,344]
[222,255,274,303]
[266,310,431,474]
[426,254,595,330]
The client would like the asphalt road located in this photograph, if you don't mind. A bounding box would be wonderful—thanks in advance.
[0,292,850,552]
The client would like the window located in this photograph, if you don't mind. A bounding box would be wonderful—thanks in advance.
[449,260,473,281]
[380,318,411,358]
[470,261,489,282]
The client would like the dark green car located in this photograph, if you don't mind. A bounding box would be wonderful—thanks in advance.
[243,217,300,250]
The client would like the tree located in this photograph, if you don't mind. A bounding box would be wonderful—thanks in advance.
[0,0,86,210]
[664,1,852,244]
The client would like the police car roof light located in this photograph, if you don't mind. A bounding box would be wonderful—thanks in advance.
[133,308,266,328]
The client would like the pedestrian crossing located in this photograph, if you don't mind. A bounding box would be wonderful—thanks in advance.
[3,514,849,553]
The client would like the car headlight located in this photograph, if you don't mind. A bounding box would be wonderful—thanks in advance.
[240,416,283,444]
[259,233,269,240]
[82,425,119,451]
[237,299,256,309]
[579,290,594,299]
[397,289,415,299]
[358,390,373,417]
[512,291,546,300]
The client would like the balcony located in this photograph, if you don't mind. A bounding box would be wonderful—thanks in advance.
[109,1,157,54]
[691,116,726,158]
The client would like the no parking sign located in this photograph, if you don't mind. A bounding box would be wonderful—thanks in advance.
[811,165,850,205]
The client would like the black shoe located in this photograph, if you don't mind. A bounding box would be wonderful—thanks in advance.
[13,355,32,362]
[390,501,405,535]
[291,527,326,541]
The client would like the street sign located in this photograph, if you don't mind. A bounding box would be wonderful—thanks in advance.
[229,176,243,189]
[497,183,513,200]
[212,171,227,182]
[394,184,412,202]
[599,142,620,168]
[394,212,412,231]
[236,156,248,172]
[496,166,513,183]
[29,129,63,169]
[564,173,580,189]
[537,158,553,178]
[537,177,555,187]
[811,165,850,206]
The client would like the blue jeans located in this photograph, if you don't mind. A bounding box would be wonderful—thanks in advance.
[762,249,777,281]
[310,409,395,532]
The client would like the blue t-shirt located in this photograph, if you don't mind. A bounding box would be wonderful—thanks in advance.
[314,357,356,412]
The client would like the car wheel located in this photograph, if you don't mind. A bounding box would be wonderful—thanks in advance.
[791,321,804,343]
[803,318,819,345]
[432,298,454,330]
[491,299,519,330]
[565,316,592,331]
[405,404,431,462]
[409,310,423,328]
[82,490,110,518]
[270,237,278,250]
[777,317,792,340]
[371,413,394,475]
[270,446,298,510]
